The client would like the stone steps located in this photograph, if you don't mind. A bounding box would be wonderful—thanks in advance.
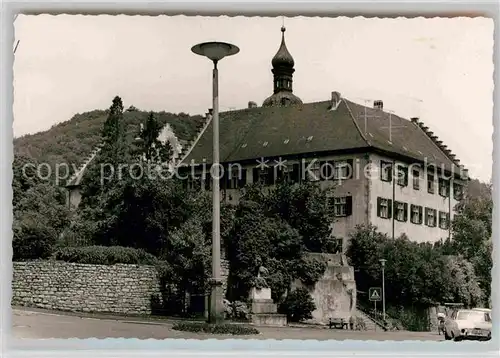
[251,313,287,327]
[353,309,378,331]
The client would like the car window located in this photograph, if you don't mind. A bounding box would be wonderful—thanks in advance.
[457,311,487,321]
[485,313,492,322]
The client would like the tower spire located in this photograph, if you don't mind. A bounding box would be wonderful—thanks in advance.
[262,24,303,107]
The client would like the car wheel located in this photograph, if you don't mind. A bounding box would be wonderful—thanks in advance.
[444,330,451,340]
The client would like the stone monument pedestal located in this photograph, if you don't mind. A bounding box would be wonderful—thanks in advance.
[248,287,287,327]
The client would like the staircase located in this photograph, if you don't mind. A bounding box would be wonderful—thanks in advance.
[353,308,379,331]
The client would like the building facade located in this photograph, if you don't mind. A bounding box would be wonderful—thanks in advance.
[178,26,468,250]
[66,26,468,249]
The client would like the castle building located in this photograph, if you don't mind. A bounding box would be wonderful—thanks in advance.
[178,26,468,250]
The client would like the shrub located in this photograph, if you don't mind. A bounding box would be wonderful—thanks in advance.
[281,287,316,322]
[171,322,259,335]
[51,245,158,265]
[223,300,250,320]
[353,316,367,331]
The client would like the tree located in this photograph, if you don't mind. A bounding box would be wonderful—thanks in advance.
[134,112,172,164]
[80,96,128,208]
[13,182,70,260]
[451,179,493,305]
[225,182,333,303]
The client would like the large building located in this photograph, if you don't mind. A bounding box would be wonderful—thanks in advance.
[177,26,468,250]
[67,26,468,250]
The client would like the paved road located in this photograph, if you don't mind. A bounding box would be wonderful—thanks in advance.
[11,309,444,341]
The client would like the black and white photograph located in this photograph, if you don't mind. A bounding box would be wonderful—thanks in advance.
[11,14,494,342]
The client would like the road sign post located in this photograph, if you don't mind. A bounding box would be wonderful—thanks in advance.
[369,287,382,324]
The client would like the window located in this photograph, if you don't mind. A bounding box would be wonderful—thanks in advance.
[453,183,463,200]
[226,168,241,189]
[319,160,334,180]
[396,166,408,186]
[377,197,392,219]
[334,197,347,216]
[410,204,423,224]
[307,160,321,181]
[427,174,435,194]
[333,159,354,180]
[412,169,420,190]
[395,201,408,222]
[253,167,273,185]
[439,178,450,197]
[329,196,352,217]
[439,211,450,230]
[380,161,393,182]
[425,207,437,227]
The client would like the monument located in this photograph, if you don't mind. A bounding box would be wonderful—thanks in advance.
[248,256,287,326]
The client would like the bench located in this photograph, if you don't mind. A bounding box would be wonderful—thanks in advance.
[328,318,349,330]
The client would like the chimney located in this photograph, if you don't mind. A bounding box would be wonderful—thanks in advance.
[410,117,419,124]
[328,91,342,111]
[248,101,257,109]
[208,108,213,115]
[374,100,383,110]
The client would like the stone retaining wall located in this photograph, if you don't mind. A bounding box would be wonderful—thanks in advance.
[12,261,161,314]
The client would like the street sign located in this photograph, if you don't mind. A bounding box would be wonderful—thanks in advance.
[369,287,382,302]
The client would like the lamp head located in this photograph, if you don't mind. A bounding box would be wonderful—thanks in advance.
[379,259,387,267]
[191,41,239,62]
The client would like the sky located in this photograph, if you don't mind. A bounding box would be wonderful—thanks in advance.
[13,15,494,181]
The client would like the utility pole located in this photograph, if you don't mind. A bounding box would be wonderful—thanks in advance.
[380,259,387,323]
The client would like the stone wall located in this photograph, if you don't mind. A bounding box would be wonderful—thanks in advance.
[291,253,357,324]
[12,261,161,314]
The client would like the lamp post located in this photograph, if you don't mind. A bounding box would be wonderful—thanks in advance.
[379,259,387,322]
[191,41,239,324]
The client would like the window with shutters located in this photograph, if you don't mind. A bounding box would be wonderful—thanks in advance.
[438,178,449,197]
[308,160,321,181]
[380,161,393,182]
[332,196,352,217]
[334,159,354,180]
[396,166,408,186]
[227,168,240,189]
[453,183,463,200]
[425,207,437,227]
[320,161,334,180]
[334,197,347,216]
[412,169,420,190]
[427,174,435,194]
[253,168,269,185]
[410,204,423,224]
[395,201,407,222]
[377,197,391,219]
[439,211,450,230]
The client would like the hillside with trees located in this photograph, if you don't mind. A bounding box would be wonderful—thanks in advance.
[13,104,206,185]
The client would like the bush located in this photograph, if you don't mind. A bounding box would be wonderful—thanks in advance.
[51,245,158,265]
[223,300,250,320]
[281,287,316,322]
[171,322,259,335]
[353,316,367,331]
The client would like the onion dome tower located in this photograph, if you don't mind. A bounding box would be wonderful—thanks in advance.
[262,26,303,107]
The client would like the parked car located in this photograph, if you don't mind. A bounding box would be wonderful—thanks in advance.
[444,308,492,341]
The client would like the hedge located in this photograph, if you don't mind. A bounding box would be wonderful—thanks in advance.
[51,245,158,265]
[172,322,259,335]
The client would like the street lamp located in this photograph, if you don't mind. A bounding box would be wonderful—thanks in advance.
[191,41,239,324]
[379,259,387,322]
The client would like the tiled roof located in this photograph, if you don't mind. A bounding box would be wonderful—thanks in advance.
[180,97,463,176]
[182,100,369,165]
